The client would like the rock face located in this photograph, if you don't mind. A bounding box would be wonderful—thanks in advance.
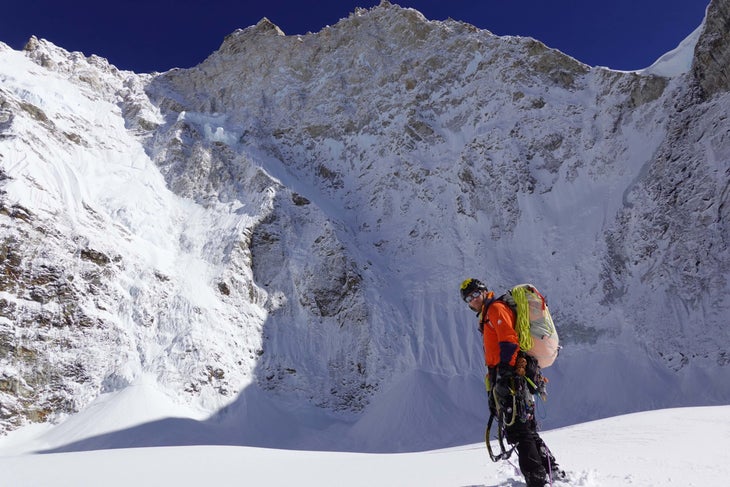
[0,201,120,427]
[693,0,730,99]
[0,0,729,449]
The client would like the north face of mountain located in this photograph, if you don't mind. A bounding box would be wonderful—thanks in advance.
[0,1,728,449]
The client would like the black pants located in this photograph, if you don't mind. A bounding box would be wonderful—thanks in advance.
[505,418,554,487]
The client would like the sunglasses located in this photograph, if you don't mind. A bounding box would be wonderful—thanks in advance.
[464,290,482,303]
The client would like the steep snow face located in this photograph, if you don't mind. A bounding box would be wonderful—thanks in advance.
[0,39,269,431]
[1,1,729,450]
[153,2,729,415]
[604,88,730,370]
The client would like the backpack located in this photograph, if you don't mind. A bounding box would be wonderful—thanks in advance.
[499,283,560,368]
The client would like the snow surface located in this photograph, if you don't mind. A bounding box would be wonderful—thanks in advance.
[0,391,728,487]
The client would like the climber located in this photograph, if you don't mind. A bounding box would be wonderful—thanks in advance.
[460,278,565,487]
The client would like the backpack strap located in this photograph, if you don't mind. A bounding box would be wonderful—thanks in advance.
[478,295,499,334]
[478,293,512,333]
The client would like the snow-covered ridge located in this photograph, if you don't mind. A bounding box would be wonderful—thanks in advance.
[1,0,729,452]
[640,24,703,77]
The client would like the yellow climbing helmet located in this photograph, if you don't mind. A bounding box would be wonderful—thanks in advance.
[459,278,487,301]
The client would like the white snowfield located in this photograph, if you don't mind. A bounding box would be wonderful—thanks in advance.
[0,396,728,487]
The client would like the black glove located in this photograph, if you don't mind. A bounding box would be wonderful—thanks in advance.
[493,363,515,404]
[496,363,515,383]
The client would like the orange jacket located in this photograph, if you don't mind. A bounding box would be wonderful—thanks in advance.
[479,299,519,368]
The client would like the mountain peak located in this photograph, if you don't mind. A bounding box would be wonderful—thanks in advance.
[253,17,286,36]
[218,18,286,56]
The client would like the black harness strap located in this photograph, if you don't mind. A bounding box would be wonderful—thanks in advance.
[485,410,516,462]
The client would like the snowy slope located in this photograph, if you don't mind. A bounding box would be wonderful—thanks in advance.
[1,0,729,454]
[0,39,269,428]
[0,400,728,487]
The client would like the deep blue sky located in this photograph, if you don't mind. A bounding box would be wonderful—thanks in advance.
[1,1,710,73]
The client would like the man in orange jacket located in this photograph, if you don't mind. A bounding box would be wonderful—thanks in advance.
[460,278,563,487]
